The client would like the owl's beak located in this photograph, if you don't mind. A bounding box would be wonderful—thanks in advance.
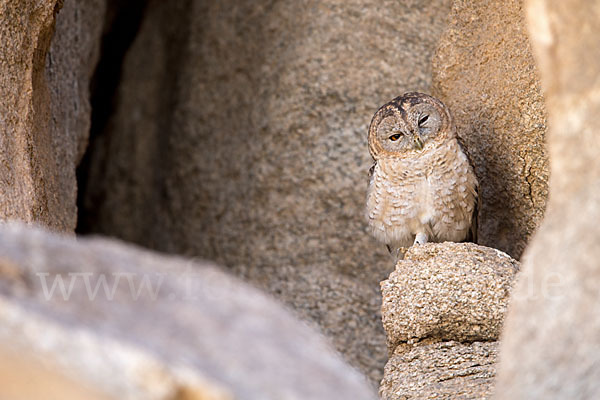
[414,136,424,151]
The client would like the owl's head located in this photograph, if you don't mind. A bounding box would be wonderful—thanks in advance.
[367,92,454,159]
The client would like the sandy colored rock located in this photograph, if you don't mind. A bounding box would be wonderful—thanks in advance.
[381,243,519,352]
[380,341,498,400]
[0,0,102,232]
[0,346,114,400]
[0,223,376,400]
[380,242,519,398]
[495,1,600,399]
[0,0,62,228]
[81,0,453,381]
[432,0,548,259]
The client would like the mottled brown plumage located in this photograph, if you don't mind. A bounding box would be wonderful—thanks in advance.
[366,92,478,254]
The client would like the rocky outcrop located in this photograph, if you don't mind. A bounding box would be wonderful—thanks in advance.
[0,223,376,400]
[432,0,548,259]
[380,243,519,399]
[0,0,103,232]
[80,0,453,381]
[495,1,600,398]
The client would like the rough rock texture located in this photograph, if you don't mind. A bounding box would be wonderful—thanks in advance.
[0,223,376,400]
[380,341,498,400]
[0,0,62,228]
[46,0,107,230]
[81,0,453,381]
[432,0,549,259]
[380,243,519,399]
[382,243,520,352]
[495,1,600,399]
[0,0,103,232]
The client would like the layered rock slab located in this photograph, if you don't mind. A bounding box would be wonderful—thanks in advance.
[432,0,549,259]
[0,224,376,400]
[380,243,519,399]
[381,341,498,400]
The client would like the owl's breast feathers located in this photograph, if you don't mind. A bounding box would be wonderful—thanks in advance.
[366,138,478,248]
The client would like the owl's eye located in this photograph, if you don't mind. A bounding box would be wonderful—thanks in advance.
[418,114,429,127]
[388,134,402,141]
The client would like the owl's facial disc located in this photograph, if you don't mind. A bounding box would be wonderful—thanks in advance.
[368,93,453,159]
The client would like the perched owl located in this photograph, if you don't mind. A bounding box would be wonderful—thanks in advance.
[366,92,478,255]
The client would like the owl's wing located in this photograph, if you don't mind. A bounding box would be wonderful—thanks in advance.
[456,134,479,244]
[467,185,480,244]
[368,161,377,190]
[368,161,391,254]
[368,162,376,180]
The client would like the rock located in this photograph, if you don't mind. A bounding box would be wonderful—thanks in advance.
[0,0,61,229]
[45,0,107,231]
[0,0,103,232]
[80,0,453,381]
[380,242,519,399]
[380,341,498,400]
[381,243,519,352]
[432,0,549,259]
[0,346,115,400]
[0,223,376,400]
[495,1,600,399]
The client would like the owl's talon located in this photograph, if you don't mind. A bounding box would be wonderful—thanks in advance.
[414,233,428,245]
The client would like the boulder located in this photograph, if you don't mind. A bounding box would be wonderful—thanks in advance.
[432,0,549,259]
[382,243,519,351]
[495,1,600,398]
[0,0,61,228]
[0,346,113,400]
[0,223,376,400]
[81,0,453,381]
[380,243,519,398]
[0,0,103,232]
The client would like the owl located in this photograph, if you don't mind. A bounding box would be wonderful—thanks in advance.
[365,92,478,255]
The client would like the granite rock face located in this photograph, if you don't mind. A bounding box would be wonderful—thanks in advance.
[0,223,376,400]
[0,0,104,232]
[81,0,453,381]
[380,243,519,399]
[432,0,549,259]
[495,1,600,398]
